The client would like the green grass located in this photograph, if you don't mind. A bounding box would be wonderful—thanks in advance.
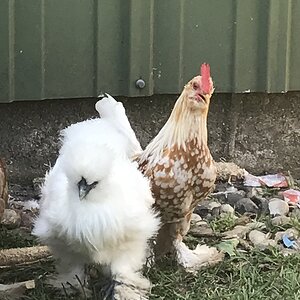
[290,217,300,233]
[1,220,300,300]
[0,243,299,300]
[210,213,236,233]
[0,227,38,249]
[148,249,300,300]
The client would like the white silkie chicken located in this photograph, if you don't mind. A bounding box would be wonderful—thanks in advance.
[33,94,160,298]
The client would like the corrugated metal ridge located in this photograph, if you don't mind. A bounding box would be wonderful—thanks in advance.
[0,0,299,103]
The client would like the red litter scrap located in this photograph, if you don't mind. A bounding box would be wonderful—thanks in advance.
[259,174,289,187]
[244,173,288,188]
[283,189,300,206]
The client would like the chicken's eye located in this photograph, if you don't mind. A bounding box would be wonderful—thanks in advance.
[192,82,199,90]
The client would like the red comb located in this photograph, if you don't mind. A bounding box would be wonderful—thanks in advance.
[200,63,211,94]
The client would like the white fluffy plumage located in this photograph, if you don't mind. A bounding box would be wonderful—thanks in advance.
[95,93,142,159]
[32,94,159,291]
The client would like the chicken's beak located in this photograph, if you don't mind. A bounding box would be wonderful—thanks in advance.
[78,177,98,200]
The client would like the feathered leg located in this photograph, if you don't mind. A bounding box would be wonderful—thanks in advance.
[47,242,86,289]
[91,267,120,300]
[174,211,224,272]
[106,244,151,300]
[155,212,223,272]
[154,223,177,257]
[154,212,193,258]
[110,252,150,290]
[91,242,150,300]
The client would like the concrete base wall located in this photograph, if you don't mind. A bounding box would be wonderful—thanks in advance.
[1,92,299,184]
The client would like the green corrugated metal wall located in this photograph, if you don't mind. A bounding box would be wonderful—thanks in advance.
[0,0,299,103]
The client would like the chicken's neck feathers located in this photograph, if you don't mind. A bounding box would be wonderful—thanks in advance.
[141,94,208,164]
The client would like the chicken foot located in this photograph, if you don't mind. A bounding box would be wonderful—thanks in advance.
[154,217,224,272]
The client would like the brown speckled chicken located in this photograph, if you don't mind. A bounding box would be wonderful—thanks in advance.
[138,64,223,271]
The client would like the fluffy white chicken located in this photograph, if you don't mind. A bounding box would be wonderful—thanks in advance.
[33,94,159,297]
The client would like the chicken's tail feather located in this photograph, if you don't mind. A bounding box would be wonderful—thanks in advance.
[95,94,142,157]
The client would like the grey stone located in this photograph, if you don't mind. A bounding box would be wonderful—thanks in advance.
[271,216,291,226]
[205,213,215,222]
[190,213,202,227]
[251,196,269,214]
[194,201,221,219]
[223,222,265,239]
[268,198,289,216]
[214,183,229,193]
[223,225,248,239]
[209,201,222,217]
[208,201,221,210]
[220,204,235,215]
[189,223,215,237]
[211,206,221,217]
[194,205,209,218]
[194,200,216,218]
[248,230,277,250]
[235,214,254,226]
[0,209,21,229]
[234,198,259,215]
[214,191,245,206]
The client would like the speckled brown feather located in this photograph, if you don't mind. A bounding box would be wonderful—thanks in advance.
[140,139,216,224]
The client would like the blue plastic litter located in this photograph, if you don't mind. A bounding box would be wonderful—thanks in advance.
[282,234,295,248]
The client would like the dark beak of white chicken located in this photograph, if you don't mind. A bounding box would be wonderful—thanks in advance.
[78,177,98,200]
